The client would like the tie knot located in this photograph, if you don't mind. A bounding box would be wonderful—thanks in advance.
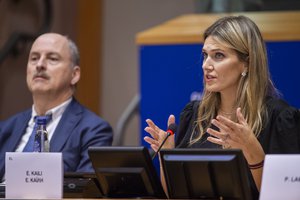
[34,115,52,125]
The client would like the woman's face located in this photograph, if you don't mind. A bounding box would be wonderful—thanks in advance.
[202,36,246,95]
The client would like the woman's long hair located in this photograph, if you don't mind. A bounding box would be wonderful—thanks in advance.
[190,15,278,145]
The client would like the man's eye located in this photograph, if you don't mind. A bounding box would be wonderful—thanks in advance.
[49,57,58,61]
[48,57,59,64]
[31,56,38,61]
[29,56,39,64]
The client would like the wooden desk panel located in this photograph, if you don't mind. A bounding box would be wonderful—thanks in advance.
[136,11,300,44]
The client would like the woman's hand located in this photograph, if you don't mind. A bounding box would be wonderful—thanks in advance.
[144,115,176,195]
[206,107,265,162]
[144,115,176,152]
[207,107,265,191]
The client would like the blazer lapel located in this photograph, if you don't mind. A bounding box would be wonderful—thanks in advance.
[0,110,31,179]
[50,99,83,151]
[9,110,32,151]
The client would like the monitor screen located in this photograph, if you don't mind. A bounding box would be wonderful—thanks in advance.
[160,149,252,200]
[88,146,166,198]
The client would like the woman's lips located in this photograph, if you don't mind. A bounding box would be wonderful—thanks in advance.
[205,74,216,83]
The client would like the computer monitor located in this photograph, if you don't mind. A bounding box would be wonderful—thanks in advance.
[160,149,252,200]
[88,146,166,198]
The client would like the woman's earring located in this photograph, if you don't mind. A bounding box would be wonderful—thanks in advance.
[241,71,247,77]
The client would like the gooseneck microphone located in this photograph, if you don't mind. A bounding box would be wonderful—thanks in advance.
[152,123,177,160]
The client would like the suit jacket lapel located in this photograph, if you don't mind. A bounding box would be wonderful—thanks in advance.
[9,110,32,151]
[0,110,31,179]
[50,99,83,151]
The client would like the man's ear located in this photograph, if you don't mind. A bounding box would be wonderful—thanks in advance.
[71,66,80,85]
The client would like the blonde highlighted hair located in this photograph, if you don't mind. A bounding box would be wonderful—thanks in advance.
[190,15,278,145]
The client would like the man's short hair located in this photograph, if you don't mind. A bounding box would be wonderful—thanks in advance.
[66,37,80,67]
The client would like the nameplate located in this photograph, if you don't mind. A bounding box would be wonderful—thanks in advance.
[5,152,63,199]
[260,155,300,200]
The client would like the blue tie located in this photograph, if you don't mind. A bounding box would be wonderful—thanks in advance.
[23,115,52,152]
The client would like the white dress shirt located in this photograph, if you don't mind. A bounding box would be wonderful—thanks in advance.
[15,98,72,152]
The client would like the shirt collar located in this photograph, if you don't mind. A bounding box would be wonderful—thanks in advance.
[31,98,72,122]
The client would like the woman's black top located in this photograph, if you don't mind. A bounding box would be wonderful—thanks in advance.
[175,97,300,199]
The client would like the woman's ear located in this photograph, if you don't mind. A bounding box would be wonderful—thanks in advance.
[241,65,248,77]
[241,71,247,77]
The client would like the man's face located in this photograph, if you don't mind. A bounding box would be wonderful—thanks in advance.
[26,33,80,97]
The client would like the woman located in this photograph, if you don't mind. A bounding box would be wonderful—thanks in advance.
[144,15,300,199]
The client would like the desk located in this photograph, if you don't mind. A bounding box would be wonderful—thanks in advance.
[136,11,300,146]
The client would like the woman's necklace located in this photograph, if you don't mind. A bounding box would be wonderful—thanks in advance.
[219,108,235,116]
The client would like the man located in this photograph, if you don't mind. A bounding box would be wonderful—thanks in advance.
[0,33,113,180]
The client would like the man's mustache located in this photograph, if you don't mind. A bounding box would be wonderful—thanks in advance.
[33,72,50,79]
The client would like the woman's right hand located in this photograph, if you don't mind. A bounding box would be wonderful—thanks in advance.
[143,115,176,152]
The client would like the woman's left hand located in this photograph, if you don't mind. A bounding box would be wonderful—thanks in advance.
[207,107,265,162]
[207,107,266,191]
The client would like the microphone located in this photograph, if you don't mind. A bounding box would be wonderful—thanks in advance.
[152,123,177,160]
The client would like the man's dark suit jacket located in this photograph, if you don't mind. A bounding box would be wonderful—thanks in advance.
[0,98,113,179]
